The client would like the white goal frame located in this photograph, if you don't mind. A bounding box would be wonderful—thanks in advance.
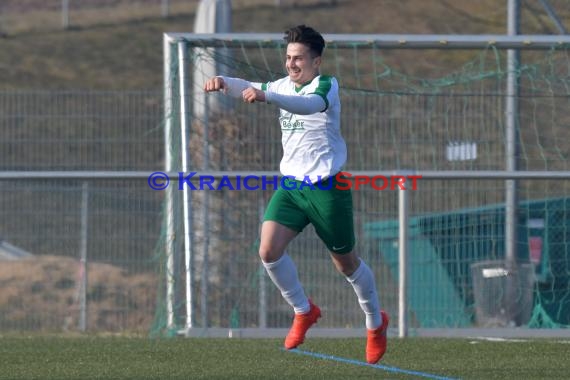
[163,32,570,338]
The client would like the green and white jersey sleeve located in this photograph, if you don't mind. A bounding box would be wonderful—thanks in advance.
[264,75,346,183]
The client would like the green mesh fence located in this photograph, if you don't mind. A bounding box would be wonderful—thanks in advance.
[152,36,570,336]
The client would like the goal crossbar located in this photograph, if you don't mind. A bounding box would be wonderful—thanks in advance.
[165,32,570,49]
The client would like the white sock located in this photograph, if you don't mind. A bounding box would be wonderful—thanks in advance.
[262,253,310,314]
[346,259,382,330]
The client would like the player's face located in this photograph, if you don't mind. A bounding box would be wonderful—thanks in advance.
[285,43,321,86]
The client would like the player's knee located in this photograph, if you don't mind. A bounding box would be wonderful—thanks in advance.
[331,252,360,276]
[336,262,358,277]
[258,245,283,263]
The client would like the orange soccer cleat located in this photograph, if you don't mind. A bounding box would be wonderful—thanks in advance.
[366,310,390,364]
[284,300,321,349]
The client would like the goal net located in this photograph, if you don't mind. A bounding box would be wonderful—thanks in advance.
[152,33,570,336]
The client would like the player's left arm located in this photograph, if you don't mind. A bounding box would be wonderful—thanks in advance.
[263,92,326,115]
[241,83,326,113]
[261,75,335,114]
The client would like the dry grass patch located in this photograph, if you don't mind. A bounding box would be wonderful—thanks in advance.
[0,255,157,332]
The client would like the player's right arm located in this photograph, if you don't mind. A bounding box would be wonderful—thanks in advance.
[204,76,262,98]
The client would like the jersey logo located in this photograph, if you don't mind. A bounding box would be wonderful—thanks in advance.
[279,113,305,133]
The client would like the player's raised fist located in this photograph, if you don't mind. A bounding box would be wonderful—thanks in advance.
[204,77,226,93]
[242,87,265,103]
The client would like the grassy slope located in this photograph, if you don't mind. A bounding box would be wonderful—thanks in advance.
[0,0,550,91]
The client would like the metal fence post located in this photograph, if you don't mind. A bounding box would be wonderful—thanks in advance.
[398,187,409,337]
[78,181,89,331]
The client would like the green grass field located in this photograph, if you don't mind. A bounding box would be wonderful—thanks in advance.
[0,336,568,379]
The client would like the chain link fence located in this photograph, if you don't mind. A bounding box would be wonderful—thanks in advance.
[0,90,164,332]
[2,50,569,334]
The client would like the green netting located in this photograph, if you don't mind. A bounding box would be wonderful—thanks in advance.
[151,37,570,336]
[180,41,570,172]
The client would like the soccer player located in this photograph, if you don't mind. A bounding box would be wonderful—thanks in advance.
[204,25,389,364]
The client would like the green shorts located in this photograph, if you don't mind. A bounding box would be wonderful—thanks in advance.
[263,175,355,254]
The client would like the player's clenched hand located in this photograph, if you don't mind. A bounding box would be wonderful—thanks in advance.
[242,87,265,103]
[204,77,226,93]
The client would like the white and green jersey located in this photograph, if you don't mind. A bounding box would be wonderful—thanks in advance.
[221,75,346,183]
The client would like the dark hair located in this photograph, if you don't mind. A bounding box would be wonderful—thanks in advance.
[284,25,325,57]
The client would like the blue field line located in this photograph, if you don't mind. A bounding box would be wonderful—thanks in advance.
[285,348,458,380]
